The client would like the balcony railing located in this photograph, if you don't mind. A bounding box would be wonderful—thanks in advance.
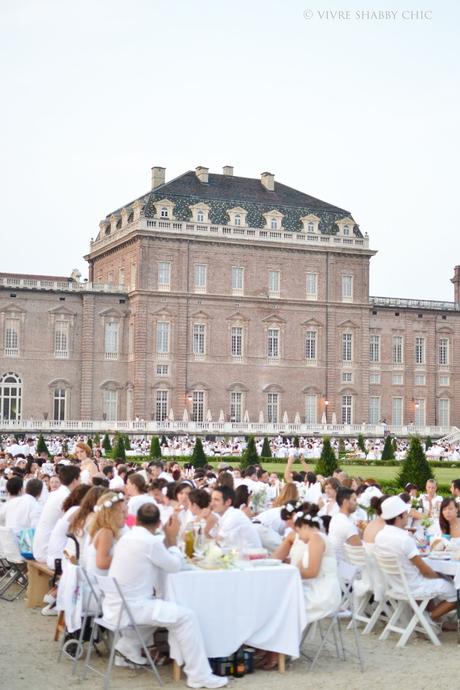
[0,277,128,294]
[0,419,455,438]
[89,217,370,253]
[371,296,460,312]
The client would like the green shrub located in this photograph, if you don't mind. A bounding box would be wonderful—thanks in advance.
[261,437,272,458]
[191,437,207,468]
[241,436,259,469]
[102,433,112,453]
[396,436,434,489]
[36,433,49,456]
[381,435,395,460]
[357,434,366,453]
[425,436,433,451]
[315,437,338,477]
[149,436,162,459]
[123,434,131,450]
[111,433,126,462]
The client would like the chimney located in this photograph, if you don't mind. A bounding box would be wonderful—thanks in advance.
[151,166,166,190]
[261,171,275,191]
[451,265,460,304]
[195,166,209,183]
[222,165,234,176]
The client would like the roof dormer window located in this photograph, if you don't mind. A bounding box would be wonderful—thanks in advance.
[307,222,314,232]
[234,214,241,226]
[197,210,204,223]
[263,209,284,231]
[343,224,350,236]
[153,199,175,221]
[300,214,320,234]
[190,203,210,224]
[160,207,169,218]
[271,219,278,230]
[227,207,247,228]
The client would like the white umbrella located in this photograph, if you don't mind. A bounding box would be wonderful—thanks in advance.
[283,411,289,424]
[259,410,264,423]
[244,409,250,422]
[294,412,301,424]
[182,408,189,422]
[206,409,213,422]
[321,411,327,425]
[168,408,175,422]
[219,409,225,423]
[331,412,337,425]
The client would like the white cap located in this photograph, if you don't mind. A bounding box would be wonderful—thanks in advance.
[381,495,410,521]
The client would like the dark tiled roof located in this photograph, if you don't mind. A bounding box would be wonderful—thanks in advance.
[146,171,349,213]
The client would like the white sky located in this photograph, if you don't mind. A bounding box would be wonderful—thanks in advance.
[1,0,459,300]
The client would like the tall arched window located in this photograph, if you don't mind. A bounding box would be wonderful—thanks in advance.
[53,388,67,421]
[0,372,22,420]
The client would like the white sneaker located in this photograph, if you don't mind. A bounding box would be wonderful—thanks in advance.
[41,603,58,616]
[114,655,137,669]
[187,675,228,689]
[115,640,148,666]
[43,593,56,605]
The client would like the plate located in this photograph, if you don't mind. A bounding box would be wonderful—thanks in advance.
[251,558,282,567]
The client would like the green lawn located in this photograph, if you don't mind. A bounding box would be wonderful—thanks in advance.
[209,461,460,485]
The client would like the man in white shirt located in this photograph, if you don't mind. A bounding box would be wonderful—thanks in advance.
[210,486,262,549]
[33,465,80,563]
[0,476,24,527]
[5,478,43,533]
[375,495,456,621]
[419,479,443,518]
[106,504,227,689]
[328,488,361,563]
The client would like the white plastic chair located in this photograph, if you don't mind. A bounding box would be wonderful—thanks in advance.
[81,573,163,689]
[0,526,28,601]
[374,551,441,647]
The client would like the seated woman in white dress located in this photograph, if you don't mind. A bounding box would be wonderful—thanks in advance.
[291,503,342,625]
[86,491,128,576]
[436,498,460,548]
[66,486,109,563]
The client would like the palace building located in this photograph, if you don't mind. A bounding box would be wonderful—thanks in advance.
[1,165,459,429]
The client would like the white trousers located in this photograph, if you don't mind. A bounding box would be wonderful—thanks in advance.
[113,598,214,685]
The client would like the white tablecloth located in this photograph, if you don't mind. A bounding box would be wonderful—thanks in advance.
[165,563,306,658]
[424,557,460,589]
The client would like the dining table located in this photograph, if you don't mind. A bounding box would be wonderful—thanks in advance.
[164,560,307,678]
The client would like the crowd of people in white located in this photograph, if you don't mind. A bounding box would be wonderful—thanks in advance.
[1,435,460,686]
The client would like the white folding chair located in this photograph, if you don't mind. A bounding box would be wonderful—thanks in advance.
[344,544,375,629]
[361,543,395,635]
[374,552,441,647]
[81,573,163,689]
[0,527,28,601]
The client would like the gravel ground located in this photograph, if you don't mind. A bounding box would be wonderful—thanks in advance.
[0,598,458,690]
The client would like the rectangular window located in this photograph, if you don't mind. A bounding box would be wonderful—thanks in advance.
[4,318,19,356]
[267,328,280,359]
[392,373,404,385]
[341,395,353,424]
[438,398,450,427]
[158,261,171,291]
[369,397,381,424]
[54,320,69,359]
[392,397,403,426]
[155,390,168,422]
[414,399,425,427]
[369,335,380,363]
[438,337,449,365]
[103,390,118,421]
[194,264,207,292]
[369,372,381,384]
[156,321,170,355]
[305,394,317,424]
[53,388,66,421]
[231,326,243,357]
[192,391,205,422]
[342,333,352,362]
[305,330,317,363]
[306,272,318,300]
[193,324,206,356]
[104,321,119,359]
[342,371,353,383]
[267,393,279,423]
[230,391,242,422]
[231,266,244,294]
[415,373,426,386]
[342,275,353,302]
[415,336,425,365]
[439,374,450,387]
[156,364,169,376]
[268,270,280,297]
[392,335,404,364]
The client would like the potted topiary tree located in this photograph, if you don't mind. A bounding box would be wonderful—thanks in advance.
[191,437,207,468]
[241,435,259,469]
[315,436,338,477]
[397,436,434,488]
